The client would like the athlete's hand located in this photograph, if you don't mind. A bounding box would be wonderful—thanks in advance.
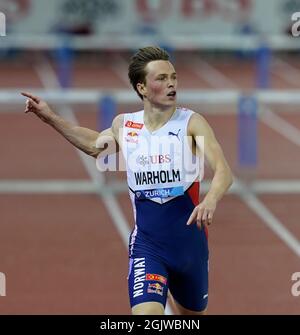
[186,198,217,229]
[21,92,56,123]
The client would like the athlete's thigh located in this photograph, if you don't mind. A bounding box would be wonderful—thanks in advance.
[168,245,209,313]
[128,255,169,311]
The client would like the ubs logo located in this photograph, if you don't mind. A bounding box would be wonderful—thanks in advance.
[136,154,171,166]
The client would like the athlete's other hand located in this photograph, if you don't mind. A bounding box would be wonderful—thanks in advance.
[21,92,56,123]
[186,198,217,229]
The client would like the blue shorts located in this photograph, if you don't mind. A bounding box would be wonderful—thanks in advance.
[127,225,209,312]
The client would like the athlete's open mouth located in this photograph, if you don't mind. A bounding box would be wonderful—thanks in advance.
[167,91,176,97]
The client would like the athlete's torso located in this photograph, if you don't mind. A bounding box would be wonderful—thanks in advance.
[121,107,202,233]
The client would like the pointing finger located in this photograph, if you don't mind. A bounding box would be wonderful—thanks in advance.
[21,92,40,104]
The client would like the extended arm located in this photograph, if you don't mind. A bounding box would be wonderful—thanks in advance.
[187,113,233,228]
[22,92,120,158]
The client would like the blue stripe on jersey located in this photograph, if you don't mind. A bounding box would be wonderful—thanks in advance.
[135,186,184,200]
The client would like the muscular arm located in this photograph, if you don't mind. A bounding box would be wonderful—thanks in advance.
[187,113,233,227]
[48,114,102,157]
[22,92,122,158]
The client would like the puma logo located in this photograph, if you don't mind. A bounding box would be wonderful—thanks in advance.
[168,129,181,140]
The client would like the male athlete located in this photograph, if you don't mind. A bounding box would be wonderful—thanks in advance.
[22,46,233,315]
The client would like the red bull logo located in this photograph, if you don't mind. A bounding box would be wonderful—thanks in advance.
[126,131,139,143]
[127,131,138,137]
[147,282,164,296]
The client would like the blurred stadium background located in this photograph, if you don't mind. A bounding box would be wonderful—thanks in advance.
[0,0,300,314]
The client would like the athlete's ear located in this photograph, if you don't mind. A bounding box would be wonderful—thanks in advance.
[136,82,146,97]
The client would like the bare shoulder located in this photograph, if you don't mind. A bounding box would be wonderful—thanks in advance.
[112,114,124,132]
[111,113,124,143]
[188,112,214,137]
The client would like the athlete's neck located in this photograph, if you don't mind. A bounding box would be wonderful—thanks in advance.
[143,103,176,132]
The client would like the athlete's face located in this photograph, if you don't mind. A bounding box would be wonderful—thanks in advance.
[138,60,177,108]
